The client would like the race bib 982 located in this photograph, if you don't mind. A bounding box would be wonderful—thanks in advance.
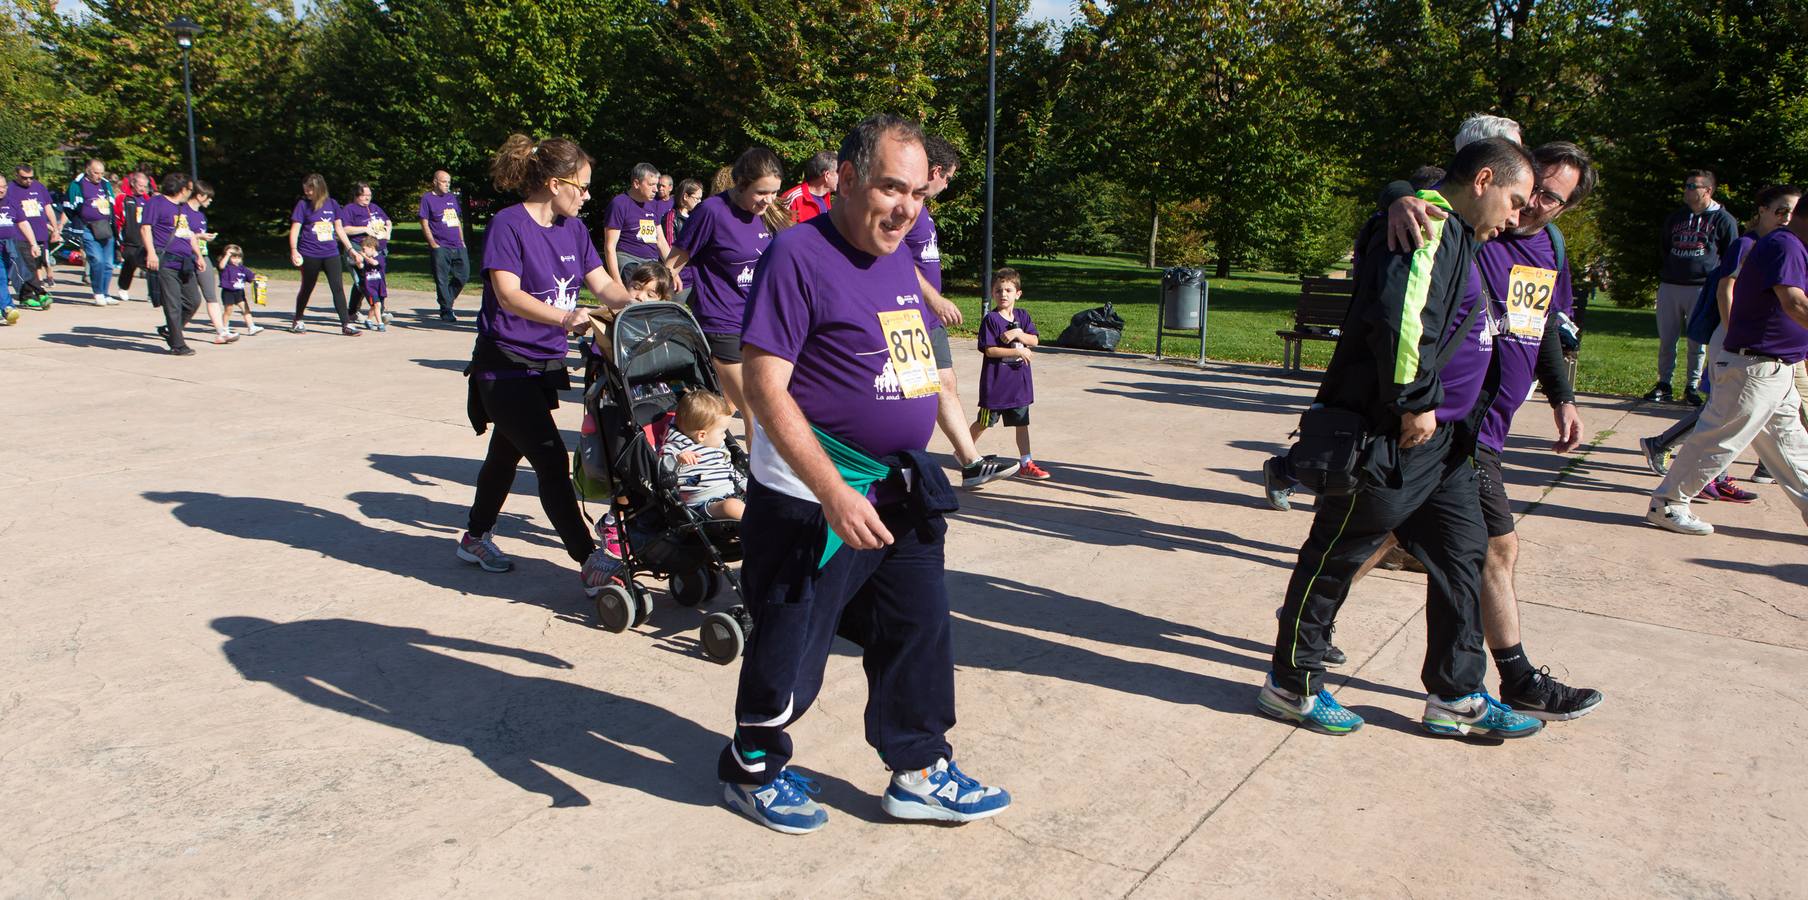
[1506,265,1558,339]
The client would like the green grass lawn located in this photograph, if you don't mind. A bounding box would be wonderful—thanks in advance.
[236,221,481,295]
[941,253,1663,398]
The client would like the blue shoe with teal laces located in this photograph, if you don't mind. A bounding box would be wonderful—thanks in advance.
[1257,676,1364,735]
[1422,691,1544,739]
[723,768,829,835]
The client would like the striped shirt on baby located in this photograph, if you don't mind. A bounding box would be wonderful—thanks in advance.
[660,429,746,507]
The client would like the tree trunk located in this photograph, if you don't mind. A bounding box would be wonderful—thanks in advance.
[1147,197,1159,268]
[1214,240,1233,279]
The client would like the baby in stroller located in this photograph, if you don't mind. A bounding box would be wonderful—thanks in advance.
[661,390,747,522]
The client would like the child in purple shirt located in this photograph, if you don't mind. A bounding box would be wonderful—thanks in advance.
[217,244,262,336]
[969,267,1050,480]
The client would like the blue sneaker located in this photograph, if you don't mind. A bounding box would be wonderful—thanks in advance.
[881,759,1011,823]
[1422,692,1544,739]
[1257,677,1364,735]
[723,769,828,835]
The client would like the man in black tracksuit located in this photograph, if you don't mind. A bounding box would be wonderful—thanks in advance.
[1257,137,1547,740]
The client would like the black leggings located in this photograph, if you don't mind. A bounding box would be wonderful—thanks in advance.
[293,255,350,325]
[466,376,596,564]
[118,244,146,292]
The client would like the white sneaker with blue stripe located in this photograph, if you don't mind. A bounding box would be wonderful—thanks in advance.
[881,758,1011,823]
[1422,691,1544,739]
[723,768,828,835]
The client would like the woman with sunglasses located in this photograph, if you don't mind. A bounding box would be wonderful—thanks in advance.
[453,134,632,596]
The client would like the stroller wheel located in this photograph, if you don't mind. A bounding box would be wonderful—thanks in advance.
[669,567,721,608]
[595,582,636,633]
[700,607,749,664]
[630,580,655,628]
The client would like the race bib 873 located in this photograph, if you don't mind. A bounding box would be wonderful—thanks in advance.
[876,308,940,399]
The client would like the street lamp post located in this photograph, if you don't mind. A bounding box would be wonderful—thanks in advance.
[980,0,997,322]
[166,16,203,181]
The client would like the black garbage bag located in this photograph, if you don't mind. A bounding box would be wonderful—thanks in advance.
[1056,302,1125,352]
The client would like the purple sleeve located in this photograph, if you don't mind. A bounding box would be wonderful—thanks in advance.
[290,199,308,224]
[482,215,523,277]
[417,196,430,220]
[604,195,630,231]
[673,200,712,254]
[1777,241,1808,292]
[740,235,813,361]
[977,312,1002,351]
[1021,310,1039,337]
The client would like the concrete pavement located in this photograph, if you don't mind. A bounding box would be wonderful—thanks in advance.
[2,272,1804,898]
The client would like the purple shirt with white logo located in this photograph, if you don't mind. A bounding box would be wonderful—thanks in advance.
[342,201,393,255]
[5,180,55,242]
[977,307,1039,410]
[741,215,938,459]
[674,193,772,334]
[1726,229,1808,364]
[419,191,465,249]
[291,198,343,259]
[181,203,209,259]
[142,195,195,258]
[74,176,113,223]
[1475,229,1572,452]
[605,193,663,260]
[476,203,604,362]
[222,262,255,292]
[904,208,944,294]
[1433,263,1493,424]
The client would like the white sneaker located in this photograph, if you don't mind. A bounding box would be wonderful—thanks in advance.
[94,293,114,306]
[1647,503,1713,535]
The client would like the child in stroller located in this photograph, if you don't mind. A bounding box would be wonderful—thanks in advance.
[575,300,755,662]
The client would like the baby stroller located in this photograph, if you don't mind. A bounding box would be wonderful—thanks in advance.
[575,300,754,664]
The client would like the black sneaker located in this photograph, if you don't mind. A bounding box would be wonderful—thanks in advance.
[439,311,458,323]
[156,324,171,345]
[1753,462,1776,484]
[1262,456,1295,512]
[1642,383,1673,403]
[1502,667,1602,721]
[1324,644,1348,667]
[961,455,1021,488]
[1683,388,1705,407]
[169,346,196,357]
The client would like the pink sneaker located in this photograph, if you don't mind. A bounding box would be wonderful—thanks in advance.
[1710,475,1757,503]
[596,517,625,558]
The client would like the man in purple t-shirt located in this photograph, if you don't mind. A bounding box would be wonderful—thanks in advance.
[602,163,670,287]
[140,172,206,356]
[7,164,62,294]
[419,170,468,322]
[67,159,122,306]
[720,115,1012,836]
[1651,209,1808,534]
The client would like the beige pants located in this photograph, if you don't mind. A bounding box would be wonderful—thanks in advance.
[1796,361,1808,430]
[1653,353,1808,520]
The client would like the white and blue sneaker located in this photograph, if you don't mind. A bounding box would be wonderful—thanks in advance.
[723,769,828,835]
[880,758,1011,823]
[1257,676,1364,735]
[1422,691,1544,739]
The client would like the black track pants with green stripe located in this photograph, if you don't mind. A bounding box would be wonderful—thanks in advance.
[1271,424,1488,698]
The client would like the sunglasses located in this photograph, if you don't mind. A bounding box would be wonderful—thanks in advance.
[552,176,591,196]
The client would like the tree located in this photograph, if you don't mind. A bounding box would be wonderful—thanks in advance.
[0,5,77,171]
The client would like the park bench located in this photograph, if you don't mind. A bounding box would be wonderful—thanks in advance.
[1276,276,1356,372]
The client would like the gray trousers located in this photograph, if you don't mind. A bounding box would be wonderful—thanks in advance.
[1655,281,1706,389]
[1653,352,1808,522]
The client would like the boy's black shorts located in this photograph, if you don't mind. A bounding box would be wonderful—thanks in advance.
[978,406,1030,428]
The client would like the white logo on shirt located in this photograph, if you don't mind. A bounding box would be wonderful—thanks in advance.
[873,361,905,400]
[560,255,577,263]
[736,265,755,288]
[544,275,579,311]
[922,241,940,262]
[894,293,922,306]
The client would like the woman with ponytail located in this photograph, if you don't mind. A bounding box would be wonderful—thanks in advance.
[661,147,786,442]
[287,173,361,335]
[453,134,632,596]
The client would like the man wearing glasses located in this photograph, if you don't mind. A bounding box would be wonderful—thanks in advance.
[1650,171,1739,405]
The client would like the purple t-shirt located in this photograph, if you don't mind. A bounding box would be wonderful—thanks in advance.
[741,215,939,465]
[1475,229,1573,452]
[1726,229,1808,364]
[673,193,772,334]
[5,180,55,241]
[476,203,604,362]
[342,201,393,255]
[419,191,465,249]
[221,262,255,292]
[977,307,1039,410]
[361,263,388,300]
[0,194,19,242]
[605,193,663,260]
[73,176,113,223]
[182,203,209,259]
[291,198,343,259]
[1433,263,1494,424]
[142,195,195,258]
[905,208,944,293]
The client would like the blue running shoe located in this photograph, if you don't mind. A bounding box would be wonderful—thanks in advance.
[881,759,1012,823]
[1257,677,1364,735]
[723,769,828,835]
[1422,692,1544,739]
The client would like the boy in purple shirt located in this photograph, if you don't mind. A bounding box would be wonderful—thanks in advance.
[968,267,1050,480]
[419,170,468,321]
[721,115,1011,836]
[1651,209,1808,534]
[602,163,670,287]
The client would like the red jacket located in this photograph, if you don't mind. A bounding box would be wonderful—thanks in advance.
[781,183,831,223]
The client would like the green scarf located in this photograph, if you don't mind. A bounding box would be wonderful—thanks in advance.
[811,426,892,568]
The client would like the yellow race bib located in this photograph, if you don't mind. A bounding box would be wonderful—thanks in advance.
[877,308,941,399]
[637,219,658,243]
[441,208,460,228]
[173,214,192,238]
[312,220,334,241]
[93,195,111,214]
[21,199,41,218]
[1505,265,1557,340]
[370,219,390,240]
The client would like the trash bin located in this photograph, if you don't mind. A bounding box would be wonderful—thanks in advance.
[1162,267,1206,330]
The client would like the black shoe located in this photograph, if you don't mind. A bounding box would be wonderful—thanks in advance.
[1324,644,1348,667]
[960,455,1021,488]
[1502,667,1602,721]
[1753,462,1776,484]
[1262,456,1295,512]
[439,311,457,323]
[169,345,195,357]
[1642,383,1673,403]
[1683,388,1705,407]
[156,324,171,344]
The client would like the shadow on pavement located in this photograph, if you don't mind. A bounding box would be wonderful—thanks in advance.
[212,616,722,808]
[36,324,168,354]
[954,491,1298,569]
